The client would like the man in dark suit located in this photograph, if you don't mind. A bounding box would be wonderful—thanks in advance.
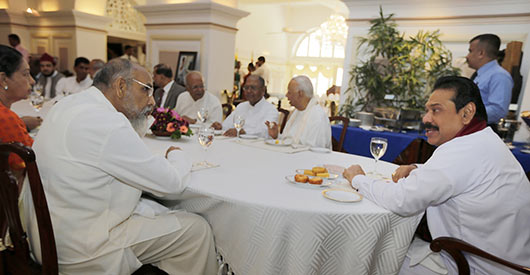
[152,64,186,109]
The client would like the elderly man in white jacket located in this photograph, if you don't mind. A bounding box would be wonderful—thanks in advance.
[343,76,530,275]
[26,59,217,274]
[266,75,331,149]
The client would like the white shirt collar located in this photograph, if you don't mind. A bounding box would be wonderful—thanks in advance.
[163,80,174,93]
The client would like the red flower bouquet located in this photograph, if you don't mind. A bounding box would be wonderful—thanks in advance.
[150,107,193,139]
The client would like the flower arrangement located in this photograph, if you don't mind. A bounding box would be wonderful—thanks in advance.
[150,107,193,139]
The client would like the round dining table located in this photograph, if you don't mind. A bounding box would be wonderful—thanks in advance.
[143,133,421,275]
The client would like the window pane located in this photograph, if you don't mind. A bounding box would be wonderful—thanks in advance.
[296,37,309,56]
[321,42,333,58]
[310,77,318,96]
[308,30,321,57]
[333,44,345,58]
[336,67,343,86]
[317,72,329,97]
[295,65,304,70]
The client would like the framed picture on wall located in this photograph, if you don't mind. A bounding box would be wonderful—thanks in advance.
[175,51,197,86]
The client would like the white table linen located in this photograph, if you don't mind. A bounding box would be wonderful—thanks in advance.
[142,135,421,275]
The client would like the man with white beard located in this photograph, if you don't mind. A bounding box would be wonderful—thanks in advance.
[28,59,217,274]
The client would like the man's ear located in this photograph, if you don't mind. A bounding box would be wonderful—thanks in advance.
[461,102,476,124]
[114,77,126,98]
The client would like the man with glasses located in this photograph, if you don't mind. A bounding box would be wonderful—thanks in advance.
[174,71,222,125]
[28,59,217,274]
[212,75,278,137]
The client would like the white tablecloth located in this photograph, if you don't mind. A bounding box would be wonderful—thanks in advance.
[142,135,421,275]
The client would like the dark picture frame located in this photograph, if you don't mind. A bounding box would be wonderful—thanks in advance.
[175,51,197,86]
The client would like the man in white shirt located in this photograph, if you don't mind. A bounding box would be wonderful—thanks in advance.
[343,76,530,275]
[120,45,138,63]
[267,75,331,149]
[174,71,222,124]
[253,56,271,86]
[55,57,92,97]
[27,59,217,274]
[152,64,186,109]
[211,75,278,137]
[35,53,65,99]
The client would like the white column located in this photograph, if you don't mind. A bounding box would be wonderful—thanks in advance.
[137,2,249,99]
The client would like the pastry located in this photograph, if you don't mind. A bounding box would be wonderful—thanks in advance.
[294,174,309,183]
[304,169,315,176]
[308,177,323,185]
[316,172,329,178]
[312,167,327,174]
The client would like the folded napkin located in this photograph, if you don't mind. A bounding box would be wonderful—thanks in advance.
[234,139,309,154]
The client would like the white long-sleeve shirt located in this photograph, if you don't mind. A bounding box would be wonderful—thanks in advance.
[27,87,191,273]
[222,97,278,138]
[353,127,530,275]
[281,98,331,149]
[174,91,222,124]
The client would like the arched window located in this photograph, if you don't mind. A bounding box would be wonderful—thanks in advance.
[290,15,347,97]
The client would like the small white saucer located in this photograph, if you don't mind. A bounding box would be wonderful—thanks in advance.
[240,134,258,139]
[521,149,530,154]
[322,188,363,203]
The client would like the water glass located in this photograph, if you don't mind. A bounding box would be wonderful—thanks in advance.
[370,137,388,176]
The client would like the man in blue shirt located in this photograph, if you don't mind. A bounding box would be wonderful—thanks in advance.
[466,33,513,128]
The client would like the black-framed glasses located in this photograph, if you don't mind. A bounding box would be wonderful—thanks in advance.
[132,78,154,97]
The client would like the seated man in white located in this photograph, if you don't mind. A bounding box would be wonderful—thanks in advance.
[211,75,278,138]
[55,57,93,97]
[174,71,222,125]
[266,75,331,149]
[343,76,530,275]
[26,59,217,274]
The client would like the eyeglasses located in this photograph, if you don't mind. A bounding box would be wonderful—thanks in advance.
[242,85,261,91]
[132,78,154,97]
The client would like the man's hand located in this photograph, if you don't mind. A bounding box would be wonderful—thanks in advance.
[223,128,245,137]
[391,165,417,182]
[211,122,222,130]
[165,146,181,158]
[182,115,197,124]
[21,116,42,131]
[343,165,365,184]
[265,121,278,139]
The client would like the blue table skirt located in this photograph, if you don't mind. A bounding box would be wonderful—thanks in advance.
[331,125,425,162]
[511,142,530,173]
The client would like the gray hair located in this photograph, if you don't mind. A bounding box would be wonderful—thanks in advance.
[292,75,314,98]
[184,70,204,87]
[93,59,134,90]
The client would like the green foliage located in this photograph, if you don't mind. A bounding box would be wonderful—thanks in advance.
[340,7,460,117]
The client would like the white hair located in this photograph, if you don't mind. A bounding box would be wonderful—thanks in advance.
[184,70,204,87]
[292,75,314,98]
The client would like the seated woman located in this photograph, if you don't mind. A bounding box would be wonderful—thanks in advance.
[0,44,37,178]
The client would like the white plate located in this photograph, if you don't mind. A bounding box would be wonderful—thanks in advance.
[295,169,338,180]
[284,175,332,189]
[214,130,223,136]
[310,147,331,153]
[240,134,258,139]
[265,139,292,146]
[521,149,530,154]
[322,188,363,203]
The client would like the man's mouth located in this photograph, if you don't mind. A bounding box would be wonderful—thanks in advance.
[424,123,439,135]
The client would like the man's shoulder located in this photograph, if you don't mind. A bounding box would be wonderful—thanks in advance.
[170,82,186,92]
[54,71,66,80]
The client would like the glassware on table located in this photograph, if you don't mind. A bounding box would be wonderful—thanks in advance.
[29,92,45,112]
[33,83,43,96]
[197,107,208,125]
[370,137,388,176]
[197,127,214,166]
[233,115,245,140]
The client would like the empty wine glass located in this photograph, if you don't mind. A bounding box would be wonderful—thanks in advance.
[197,107,208,125]
[233,115,245,140]
[33,83,43,96]
[198,127,214,166]
[370,137,388,176]
[29,92,44,113]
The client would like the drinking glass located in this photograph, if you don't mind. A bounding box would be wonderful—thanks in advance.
[233,115,245,140]
[29,92,44,113]
[33,83,43,96]
[198,127,214,166]
[370,137,388,176]
[197,107,208,125]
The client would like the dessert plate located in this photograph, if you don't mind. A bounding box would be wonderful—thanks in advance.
[295,169,338,180]
[240,134,258,139]
[284,175,332,189]
[322,188,363,203]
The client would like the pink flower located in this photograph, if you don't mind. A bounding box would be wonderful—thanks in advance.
[156,107,166,113]
[180,125,188,133]
[166,122,176,133]
[170,109,181,120]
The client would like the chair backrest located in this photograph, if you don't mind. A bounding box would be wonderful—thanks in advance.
[222,103,234,120]
[430,237,530,275]
[278,108,290,134]
[329,116,349,152]
[0,142,58,275]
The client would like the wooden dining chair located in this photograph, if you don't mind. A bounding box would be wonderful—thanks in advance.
[0,142,58,275]
[278,108,290,134]
[430,237,530,275]
[329,116,349,152]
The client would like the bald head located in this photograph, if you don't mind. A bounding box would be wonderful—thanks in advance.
[185,71,206,101]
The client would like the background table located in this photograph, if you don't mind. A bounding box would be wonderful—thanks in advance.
[331,125,425,162]
[142,135,421,275]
